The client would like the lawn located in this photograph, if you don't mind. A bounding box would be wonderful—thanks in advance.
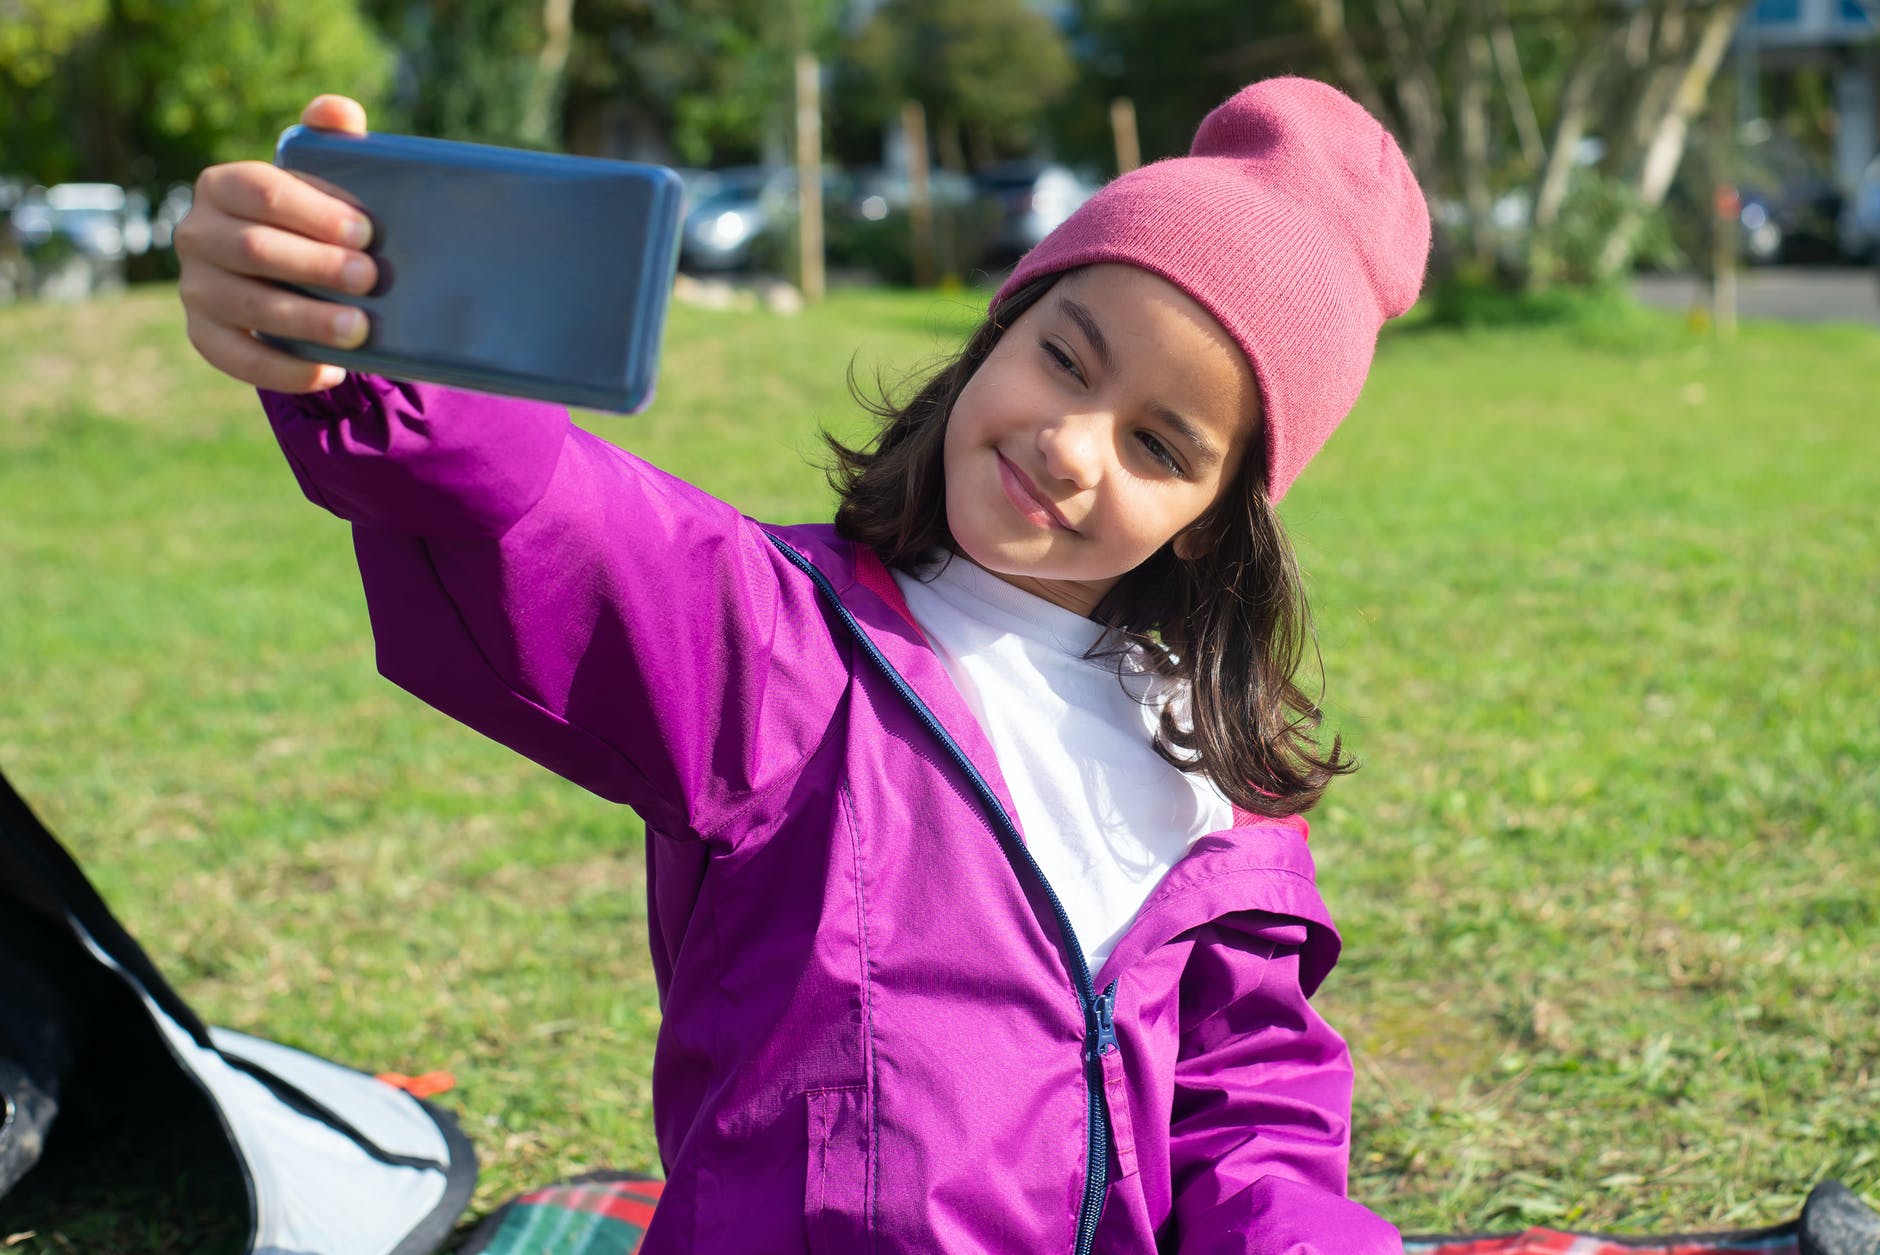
[0,284,1875,1248]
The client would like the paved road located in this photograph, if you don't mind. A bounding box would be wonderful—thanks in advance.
[1634,265,1880,326]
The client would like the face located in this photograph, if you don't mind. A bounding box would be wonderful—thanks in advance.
[942,265,1262,617]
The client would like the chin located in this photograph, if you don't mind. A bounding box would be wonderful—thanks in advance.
[952,529,1052,576]
[958,536,1117,597]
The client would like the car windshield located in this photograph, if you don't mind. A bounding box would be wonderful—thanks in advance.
[693,188,760,217]
[701,169,775,204]
[54,208,118,230]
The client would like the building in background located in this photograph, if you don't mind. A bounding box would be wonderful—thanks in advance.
[1735,0,1877,254]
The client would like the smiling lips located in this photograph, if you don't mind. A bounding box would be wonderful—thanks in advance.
[996,453,1076,533]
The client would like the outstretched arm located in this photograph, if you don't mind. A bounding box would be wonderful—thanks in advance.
[178,97,844,835]
[259,376,845,839]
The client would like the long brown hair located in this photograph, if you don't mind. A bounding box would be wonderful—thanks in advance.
[822,274,1354,818]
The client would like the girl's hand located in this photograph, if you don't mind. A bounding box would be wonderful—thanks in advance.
[176,95,378,393]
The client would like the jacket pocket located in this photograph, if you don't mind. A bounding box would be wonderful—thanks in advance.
[804,1084,872,1252]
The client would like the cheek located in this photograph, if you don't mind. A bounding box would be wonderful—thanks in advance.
[939,412,978,532]
[1119,489,1213,554]
[947,371,996,440]
[940,409,969,496]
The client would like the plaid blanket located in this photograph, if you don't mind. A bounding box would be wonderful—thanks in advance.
[459,1176,1874,1255]
[1408,1181,1879,1254]
[1405,1227,1798,1253]
[459,1175,660,1255]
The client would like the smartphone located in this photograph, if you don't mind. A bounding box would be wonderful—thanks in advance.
[264,125,684,414]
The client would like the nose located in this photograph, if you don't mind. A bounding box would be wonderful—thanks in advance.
[1036,410,1107,491]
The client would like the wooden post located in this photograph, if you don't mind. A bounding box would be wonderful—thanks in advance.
[1110,97,1141,175]
[523,0,576,149]
[1709,73,1737,341]
[901,100,935,288]
[795,52,824,304]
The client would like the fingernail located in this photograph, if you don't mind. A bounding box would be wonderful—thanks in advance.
[341,256,374,293]
[341,216,372,249]
[333,308,367,347]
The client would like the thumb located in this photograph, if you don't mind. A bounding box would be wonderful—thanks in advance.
[301,94,368,136]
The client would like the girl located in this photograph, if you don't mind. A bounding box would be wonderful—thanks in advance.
[177,77,1429,1254]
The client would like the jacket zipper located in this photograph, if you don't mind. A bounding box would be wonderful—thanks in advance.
[768,535,1119,1255]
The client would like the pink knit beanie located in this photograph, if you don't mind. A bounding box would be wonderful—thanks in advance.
[996,77,1430,503]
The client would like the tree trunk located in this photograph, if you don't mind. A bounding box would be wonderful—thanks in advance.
[795,52,823,302]
[901,100,935,288]
[1300,0,1453,282]
[1454,2,1495,274]
[77,0,136,186]
[1375,0,1447,181]
[1625,8,1690,173]
[1525,12,1617,286]
[1603,2,1679,179]
[1300,0,1402,138]
[935,114,967,175]
[1489,8,1542,168]
[1596,0,1749,280]
[523,0,576,149]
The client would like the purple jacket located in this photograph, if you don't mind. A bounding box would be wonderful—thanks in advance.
[261,376,1401,1254]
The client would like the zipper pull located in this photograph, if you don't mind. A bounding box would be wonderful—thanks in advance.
[1085,983,1118,1061]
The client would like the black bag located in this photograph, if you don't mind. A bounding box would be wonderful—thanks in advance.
[0,768,477,1253]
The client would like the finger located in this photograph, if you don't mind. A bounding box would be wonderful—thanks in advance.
[180,266,369,351]
[186,313,350,394]
[195,161,373,252]
[301,94,368,136]
[183,203,376,294]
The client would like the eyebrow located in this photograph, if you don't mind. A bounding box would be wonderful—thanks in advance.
[1149,404,1224,468]
[1057,297,1113,371]
[1057,296,1224,469]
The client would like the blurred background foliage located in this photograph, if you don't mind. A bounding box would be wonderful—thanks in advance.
[0,0,393,185]
[833,0,1076,172]
[0,0,1869,299]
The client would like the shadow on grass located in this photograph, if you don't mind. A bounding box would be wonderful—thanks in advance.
[0,1081,248,1254]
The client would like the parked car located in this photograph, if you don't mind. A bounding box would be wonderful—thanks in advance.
[832,166,1000,283]
[974,161,1100,268]
[149,182,192,251]
[1734,183,1842,265]
[0,176,29,302]
[1731,127,1844,265]
[679,166,856,275]
[1840,154,1880,262]
[1658,124,1845,269]
[679,166,787,272]
[8,182,138,299]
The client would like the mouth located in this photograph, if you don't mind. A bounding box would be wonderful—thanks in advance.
[996,452,1076,533]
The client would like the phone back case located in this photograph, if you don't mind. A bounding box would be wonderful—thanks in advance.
[266,126,682,414]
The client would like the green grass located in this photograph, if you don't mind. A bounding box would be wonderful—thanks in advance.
[0,285,1875,1247]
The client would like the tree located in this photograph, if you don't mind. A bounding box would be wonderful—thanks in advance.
[0,0,392,188]
[1301,0,1750,290]
[1062,0,1309,169]
[557,0,841,166]
[836,0,1076,171]
[357,0,569,149]
[0,0,108,184]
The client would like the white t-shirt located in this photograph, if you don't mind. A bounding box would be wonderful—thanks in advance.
[892,555,1236,972]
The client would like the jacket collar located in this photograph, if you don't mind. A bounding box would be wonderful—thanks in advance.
[770,527,1343,993]
[766,526,1029,835]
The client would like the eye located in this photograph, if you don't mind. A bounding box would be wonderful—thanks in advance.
[1135,431,1185,477]
[1039,338,1084,383]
